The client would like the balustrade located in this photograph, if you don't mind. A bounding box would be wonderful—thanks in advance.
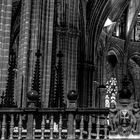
[0,108,109,139]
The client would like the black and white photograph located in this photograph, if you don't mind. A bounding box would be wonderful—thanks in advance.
[0,0,140,139]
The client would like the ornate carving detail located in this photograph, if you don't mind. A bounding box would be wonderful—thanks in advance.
[109,75,140,138]
[109,101,140,138]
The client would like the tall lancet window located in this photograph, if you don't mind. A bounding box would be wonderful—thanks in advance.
[105,77,118,107]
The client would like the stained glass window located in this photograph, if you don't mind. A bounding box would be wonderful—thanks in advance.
[105,77,118,107]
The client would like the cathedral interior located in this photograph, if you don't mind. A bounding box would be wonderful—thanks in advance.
[1,0,140,139]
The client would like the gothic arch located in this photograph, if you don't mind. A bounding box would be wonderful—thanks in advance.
[129,53,140,61]
[107,50,118,68]
[106,50,118,78]
[108,44,124,63]
[106,48,125,92]
[87,0,130,64]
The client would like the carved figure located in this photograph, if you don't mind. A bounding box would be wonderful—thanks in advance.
[116,109,136,136]
[109,102,118,131]
[109,103,139,136]
[133,102,140,118]
[132,102,140,132]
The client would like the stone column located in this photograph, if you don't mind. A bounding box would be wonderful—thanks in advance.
[41,0,55,107]
[16,0,31,107]
[59,0,79,102]
[0,0,12,94]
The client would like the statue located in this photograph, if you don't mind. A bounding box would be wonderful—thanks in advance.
[109,102,118,131]
[132,102,140,119]
[132,102,140,134]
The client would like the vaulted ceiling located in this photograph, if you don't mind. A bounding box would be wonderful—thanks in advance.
[87,0,140,45]
[86,0,140,63]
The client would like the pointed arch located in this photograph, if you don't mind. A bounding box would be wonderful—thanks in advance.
[87,0,130,64]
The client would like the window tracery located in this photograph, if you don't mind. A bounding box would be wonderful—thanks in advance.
[105,77,118,107]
